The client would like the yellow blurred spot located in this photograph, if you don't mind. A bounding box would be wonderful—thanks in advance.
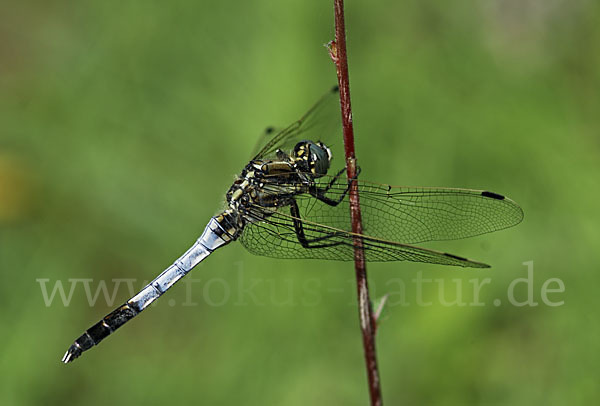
[0,153,32,224]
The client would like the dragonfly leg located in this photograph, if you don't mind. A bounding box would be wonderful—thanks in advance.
[290,200,345,248]
[310,166,361,206]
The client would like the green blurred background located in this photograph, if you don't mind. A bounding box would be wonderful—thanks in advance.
[1,0,599,405]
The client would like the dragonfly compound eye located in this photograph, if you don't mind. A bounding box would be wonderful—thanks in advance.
[310,142,332,177]
[293,141,331,177]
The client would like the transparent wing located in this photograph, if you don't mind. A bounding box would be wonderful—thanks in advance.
[239,207,490,268]
[251,86,342,160]
[244,173,523,244]
[295,177,524,244]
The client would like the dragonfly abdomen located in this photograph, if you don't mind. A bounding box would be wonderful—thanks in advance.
[61,215,236,363]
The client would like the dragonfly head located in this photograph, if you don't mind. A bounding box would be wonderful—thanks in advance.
[292,140,332,178]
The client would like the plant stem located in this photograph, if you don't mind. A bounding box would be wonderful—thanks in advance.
[330,1,383,405]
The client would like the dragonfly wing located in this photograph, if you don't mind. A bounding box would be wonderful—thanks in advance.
[251,86,342,160]
[239,208,490,268]
[289,176,524,244]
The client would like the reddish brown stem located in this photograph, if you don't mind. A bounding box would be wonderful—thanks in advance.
[330,1,383,405]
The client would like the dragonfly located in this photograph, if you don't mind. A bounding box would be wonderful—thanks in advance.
[61,86,523,363]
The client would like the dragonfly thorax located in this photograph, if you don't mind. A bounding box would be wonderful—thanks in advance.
[225,156,314,226]
[226,170,258,208]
